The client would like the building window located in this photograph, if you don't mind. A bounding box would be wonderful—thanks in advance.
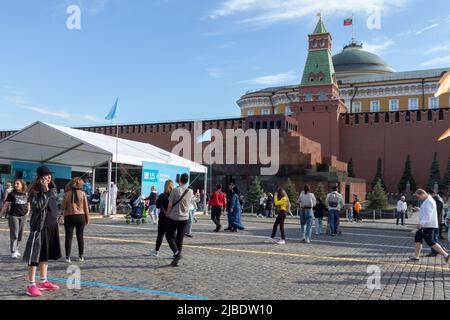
[375,113,380,123]
[355,114,359,124]
[276,120,282,129]
[439,109,444,120]
[255,122,261,130]
[262,122,268,129]
[389,99,399,112]
[353,101,362,113]
[370,100,380,112]
[305,92,313,102]
[408,98,419,110]
[249,122,254,129]
[270,121,274,129]
[365,114,369,124]
[416,111,422,122]
[395,112,400,122]
[319,92,327,101]
[385,113,390,123]
[429,97,439,109]
[247,110,254,116]
[261,109,270,115]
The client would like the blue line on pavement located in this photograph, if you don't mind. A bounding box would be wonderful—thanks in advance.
[38,277,209,300]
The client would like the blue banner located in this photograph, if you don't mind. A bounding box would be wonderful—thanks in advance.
[11,161,72,182]
[141,162,190,197]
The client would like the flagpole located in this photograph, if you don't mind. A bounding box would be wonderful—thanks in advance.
[115,119,119,185]
[352,13,355,43]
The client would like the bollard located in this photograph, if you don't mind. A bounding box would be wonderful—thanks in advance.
[373,210,376,221]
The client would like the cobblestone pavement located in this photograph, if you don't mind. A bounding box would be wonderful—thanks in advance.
[0,215,449,300]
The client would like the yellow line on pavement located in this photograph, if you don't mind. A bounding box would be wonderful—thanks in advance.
[1,228,448,272]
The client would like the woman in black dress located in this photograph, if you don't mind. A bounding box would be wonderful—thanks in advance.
[23,166,62,297]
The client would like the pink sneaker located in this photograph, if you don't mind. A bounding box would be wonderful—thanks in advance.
[38,281,60,291]
[26,285,42,297]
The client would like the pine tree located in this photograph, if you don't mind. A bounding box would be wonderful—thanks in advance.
[443,157,450,194]
[398,155,417,193]
[284,178,299,210]
[368,179,388,211]
[427,152,442,192]
[371,158,386,191]
[246,177,264,207]
[348,158,355,178]
[315,183,327,202]
[133,179,141,193]
[118,177,130,193]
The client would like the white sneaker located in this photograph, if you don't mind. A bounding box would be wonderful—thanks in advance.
[149,250,159,257]
[65,257,71,263]
[11,252,18,259]
[305,239,311,244]
[276,240,286,245]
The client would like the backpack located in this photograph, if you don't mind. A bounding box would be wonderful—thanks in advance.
[328,192,340,208]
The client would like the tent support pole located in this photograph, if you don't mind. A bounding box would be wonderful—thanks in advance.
[92,168,96,192]
[204,169,208,215]
[106,159,112,217]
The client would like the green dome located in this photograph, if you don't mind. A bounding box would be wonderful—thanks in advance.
[332,42,395,76]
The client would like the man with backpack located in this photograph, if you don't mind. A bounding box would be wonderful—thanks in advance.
[326,186,344,236]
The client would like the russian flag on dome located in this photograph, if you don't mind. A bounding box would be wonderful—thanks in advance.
[344,18,353,26]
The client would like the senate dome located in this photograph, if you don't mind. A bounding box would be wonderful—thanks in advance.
[332,41,395,80]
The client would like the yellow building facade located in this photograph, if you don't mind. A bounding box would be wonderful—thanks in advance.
[237,41,450,116]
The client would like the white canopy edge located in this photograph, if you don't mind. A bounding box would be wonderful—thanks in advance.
[0,121,207,174]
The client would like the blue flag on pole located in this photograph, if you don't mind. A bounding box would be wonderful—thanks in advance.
[196,129,212,143]
[105,98,119,121]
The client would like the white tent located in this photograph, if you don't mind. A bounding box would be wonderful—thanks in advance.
[0,122,208,214]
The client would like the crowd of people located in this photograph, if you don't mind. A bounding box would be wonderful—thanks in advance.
[1,166,450,298]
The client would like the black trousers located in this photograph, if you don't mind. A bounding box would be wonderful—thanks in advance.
[271,211,287,240]
[155,214,168,252]
[211,206,222,229]
[64,215,86,258]
[165,218,188,255]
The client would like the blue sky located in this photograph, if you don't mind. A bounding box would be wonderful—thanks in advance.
[0,0,449,130]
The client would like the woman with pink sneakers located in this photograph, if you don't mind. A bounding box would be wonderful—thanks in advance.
[23,166,62,297]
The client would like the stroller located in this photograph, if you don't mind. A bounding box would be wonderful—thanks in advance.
[125,193,149,225]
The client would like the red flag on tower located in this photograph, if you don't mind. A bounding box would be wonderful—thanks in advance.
[344,18,353,26]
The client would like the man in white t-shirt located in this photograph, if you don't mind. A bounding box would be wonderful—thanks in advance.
[410,189,449,263]
[396,196,407,226]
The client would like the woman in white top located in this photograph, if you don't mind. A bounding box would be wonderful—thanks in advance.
[298,185,317,243]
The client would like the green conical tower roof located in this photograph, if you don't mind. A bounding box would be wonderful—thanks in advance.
[301,16,336,87]
[313,16,327,34]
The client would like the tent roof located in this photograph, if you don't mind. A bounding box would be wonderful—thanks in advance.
[0,122,207,173]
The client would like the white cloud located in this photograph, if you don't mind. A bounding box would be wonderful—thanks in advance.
[210,0,409,27]
[424,43,450,55]
[415,23,439,35]
[363,39,395,55]
[5,95,102,122]
[419,55,450,68]
[240,70,297,85]
[206,68,224,78]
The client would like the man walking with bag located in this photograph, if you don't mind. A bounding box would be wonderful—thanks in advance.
[165,173,193,267]
[326,186,344,236]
